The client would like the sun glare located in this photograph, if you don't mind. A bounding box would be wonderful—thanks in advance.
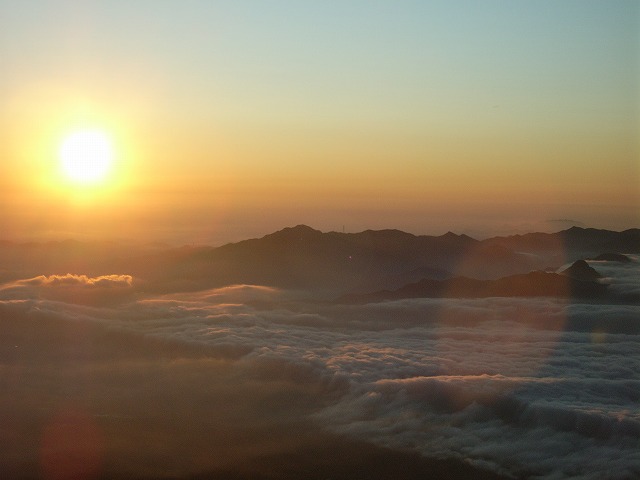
[59,129,113,185]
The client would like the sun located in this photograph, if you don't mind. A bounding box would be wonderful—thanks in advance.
[59,129,113,185]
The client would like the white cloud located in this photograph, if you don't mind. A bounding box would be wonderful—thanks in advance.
[21,273,133,288]
[587,255,640,300]
[1,260,638,478]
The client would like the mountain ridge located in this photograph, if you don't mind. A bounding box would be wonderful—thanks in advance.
[337,269,610,304]
[0,225,637,297]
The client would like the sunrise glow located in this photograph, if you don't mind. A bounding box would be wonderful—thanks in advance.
[59,129,113,185]
[0,3,638,479]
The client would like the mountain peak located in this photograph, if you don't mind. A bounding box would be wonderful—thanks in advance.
[439,231,477,243]
[286,224,319,233]
[560,260,602,281]
[264,225,322,240]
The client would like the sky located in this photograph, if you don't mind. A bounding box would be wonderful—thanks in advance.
[1,0,638,244]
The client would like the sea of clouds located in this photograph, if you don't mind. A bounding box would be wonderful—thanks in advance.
[1,258,638,479]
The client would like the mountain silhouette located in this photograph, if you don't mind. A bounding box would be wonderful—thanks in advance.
[0,225,637,297]
[588,253,632,263]
[482,227,640,261]
[129,225,543,294]
[560,260,602,281]
[338,270,609,304]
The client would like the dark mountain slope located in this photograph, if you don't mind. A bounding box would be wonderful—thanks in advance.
[560,260,602,281]
[1,225,635,297]
[589,253,632,263]
[482,227,640,262]
[338,270,609,304]
[128,225,540,294]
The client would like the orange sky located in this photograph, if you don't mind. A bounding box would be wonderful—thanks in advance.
[1,1,638,244]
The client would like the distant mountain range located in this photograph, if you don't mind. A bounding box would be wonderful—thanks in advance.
[0,225,637,299]
[128,225,637,295]
[481,226,640,257]
[338,260,610,304]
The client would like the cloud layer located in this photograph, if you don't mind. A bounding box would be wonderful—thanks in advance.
[1,259,638,479]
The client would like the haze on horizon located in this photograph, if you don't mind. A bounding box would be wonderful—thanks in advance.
[0,0,638,244]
